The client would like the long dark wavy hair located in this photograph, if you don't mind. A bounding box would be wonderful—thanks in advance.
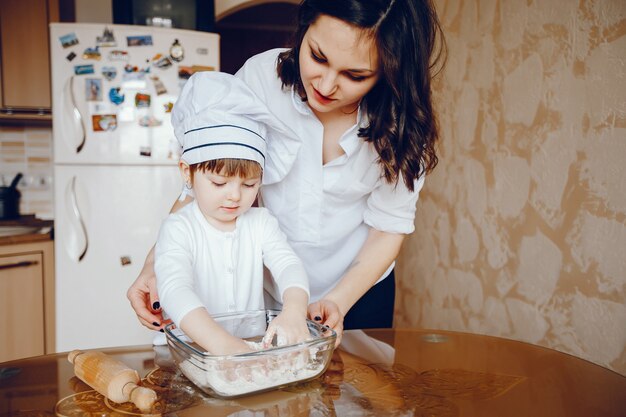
[277,0,446,191]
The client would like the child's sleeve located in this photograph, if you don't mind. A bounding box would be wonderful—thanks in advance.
[259,210,310,302]
[154,216,204,326]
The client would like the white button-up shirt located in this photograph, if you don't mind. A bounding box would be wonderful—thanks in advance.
[235,49,424,302]
[155,201,309,326]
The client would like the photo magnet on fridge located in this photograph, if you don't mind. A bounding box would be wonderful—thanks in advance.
[108,87,125,105]
[127,35,153,47]
[139,115,162,127]
[82,46,101,60]
[108,50,129,61]
[135,93,151,108]
[59,32,79,48]
[102,66,117,81]
[152,54,173,69]
[178,65,215,80]
[124,63,150,74]
[96,27,117,47]
[139,146,152,157]
[74,64,95,75]
[91,114,117,131]
[85,79,103,101]
[151,76,167,95]
[66,52,77,62]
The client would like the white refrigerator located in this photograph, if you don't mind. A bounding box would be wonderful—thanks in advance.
[50,23,219,352]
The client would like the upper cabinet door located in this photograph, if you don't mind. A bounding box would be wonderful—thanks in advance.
[0,0,57,112]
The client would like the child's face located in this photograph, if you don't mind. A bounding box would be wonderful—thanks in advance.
[181,162,261,231]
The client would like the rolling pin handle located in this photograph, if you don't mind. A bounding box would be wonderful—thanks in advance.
[68,349,85,364]
[124,382,158,412]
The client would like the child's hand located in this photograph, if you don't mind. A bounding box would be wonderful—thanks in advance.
[180,307,254,355]
[263,309,310,348]
[210,334,255,356]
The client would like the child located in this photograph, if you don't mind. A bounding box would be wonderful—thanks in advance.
[154,72,310,355]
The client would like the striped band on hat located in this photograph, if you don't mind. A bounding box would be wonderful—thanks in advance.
[180,124,267,166]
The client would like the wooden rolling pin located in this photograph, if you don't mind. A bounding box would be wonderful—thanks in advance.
[68,350,157,412]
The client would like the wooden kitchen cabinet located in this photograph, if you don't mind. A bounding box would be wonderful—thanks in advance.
[0,240,54,362]
[0,0,59,120]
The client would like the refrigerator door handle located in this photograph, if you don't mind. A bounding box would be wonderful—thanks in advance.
[68,76,87,153]
[70,176,89,261]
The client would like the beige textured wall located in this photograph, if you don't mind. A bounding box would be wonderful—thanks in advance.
[396,0,626,375]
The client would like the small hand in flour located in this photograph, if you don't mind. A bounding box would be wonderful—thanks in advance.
[263,309,309,348]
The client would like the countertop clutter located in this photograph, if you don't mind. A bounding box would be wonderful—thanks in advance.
[0,329,625,417]
[0,214,53,245]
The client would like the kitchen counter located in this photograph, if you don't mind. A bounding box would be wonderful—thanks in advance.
[1,329,624,416]
[0,214,53,245]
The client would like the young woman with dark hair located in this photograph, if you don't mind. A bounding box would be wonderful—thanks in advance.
[128,0,445,344]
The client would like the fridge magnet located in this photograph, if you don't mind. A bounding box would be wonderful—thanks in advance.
[122,71,147,85]
[151,76,167,95]
[124,63,150,74]
[127,35,153,47]
[92,114,118,131]
[59,32,79,48]
[108,87,125,105]
[169,39,185,62]
[101,66,117,81]
[66,51,77,62]
[85,79,103,101]
[120,256,131,266]
[196,47,208,56]
[139,146,152,157]
[151,54,172,69]
[96,27,117,47]
[82,46,101,60]
[135,93,151,108]
[108,50,129,61]
[163,101,174,113]
[74,64,95,75]
[178,65,215,80]
[139,115,162,127]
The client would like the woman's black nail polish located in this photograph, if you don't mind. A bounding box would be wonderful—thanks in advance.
[152,322,159,326]
[152,301,160,310]
[314,316,322,321]
[159,329,164,333]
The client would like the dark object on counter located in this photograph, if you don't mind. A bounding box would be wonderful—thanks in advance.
[0,173,22,220]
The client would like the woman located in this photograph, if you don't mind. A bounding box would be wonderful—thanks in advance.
[128,0,445,343]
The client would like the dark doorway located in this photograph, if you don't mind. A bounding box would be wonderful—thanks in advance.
[216,2,298,74]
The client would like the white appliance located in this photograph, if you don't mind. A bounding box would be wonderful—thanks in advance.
[50,23,219,352]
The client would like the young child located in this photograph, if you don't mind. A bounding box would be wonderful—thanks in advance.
[154,72,310,355]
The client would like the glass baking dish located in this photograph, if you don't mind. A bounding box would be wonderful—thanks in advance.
[164,309,336,398]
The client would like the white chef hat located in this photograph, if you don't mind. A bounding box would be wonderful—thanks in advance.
[172,71,300,183]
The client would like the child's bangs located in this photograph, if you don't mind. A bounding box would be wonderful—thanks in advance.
[193,159,263,178]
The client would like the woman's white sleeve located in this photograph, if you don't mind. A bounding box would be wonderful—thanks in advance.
[363,174,425,234]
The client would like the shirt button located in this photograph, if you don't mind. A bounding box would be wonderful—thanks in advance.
[228,304,235,310]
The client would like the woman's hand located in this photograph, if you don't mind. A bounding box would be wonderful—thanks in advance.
[308,299,344,347]
[126,247,165,330]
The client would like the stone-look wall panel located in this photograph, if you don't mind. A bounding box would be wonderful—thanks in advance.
[396,0,626,375]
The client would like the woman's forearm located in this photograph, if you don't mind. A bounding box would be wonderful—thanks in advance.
[323,228,405,316]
